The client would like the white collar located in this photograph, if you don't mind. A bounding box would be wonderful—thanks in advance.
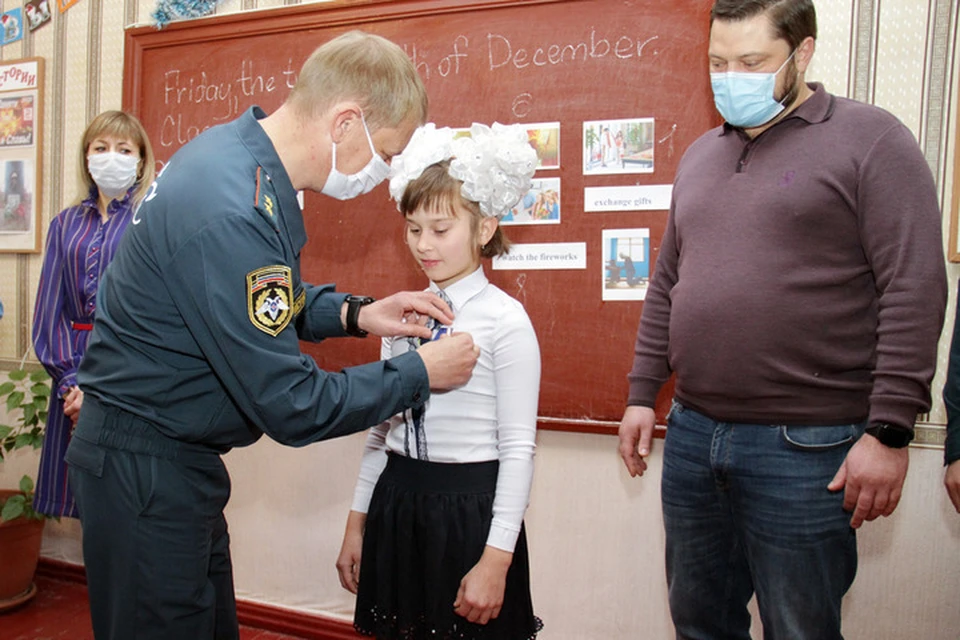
[428,266,488,313]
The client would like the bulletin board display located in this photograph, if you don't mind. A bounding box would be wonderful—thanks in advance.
[0,57,43,254]
[124,0,719,434]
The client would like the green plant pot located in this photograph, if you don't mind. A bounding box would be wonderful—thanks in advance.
[0,489,44,610]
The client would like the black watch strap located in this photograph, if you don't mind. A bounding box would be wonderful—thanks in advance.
[864,422,913,448]
[345,295,375,337]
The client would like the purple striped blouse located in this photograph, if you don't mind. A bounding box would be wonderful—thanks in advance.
[31,187,136,517]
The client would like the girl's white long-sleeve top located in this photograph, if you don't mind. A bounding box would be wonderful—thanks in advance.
[350,266,541,552]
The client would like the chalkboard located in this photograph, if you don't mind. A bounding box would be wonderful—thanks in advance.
[124,0,718,434]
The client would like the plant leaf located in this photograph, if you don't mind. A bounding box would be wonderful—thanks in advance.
[6,391,24,412]
[19,474,34,492]
[0,424,11,439]
[8,369,27,381]
[1,495,25,521]
[29,370,50,383]
[0,381,14,395]
[30,382,50,397]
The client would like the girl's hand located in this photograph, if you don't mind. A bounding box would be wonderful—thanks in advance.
[335,510,366,594]
[453,546,512,625]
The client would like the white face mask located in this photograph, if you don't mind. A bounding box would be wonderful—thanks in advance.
[88,151,139,199]
[321,113,391,201]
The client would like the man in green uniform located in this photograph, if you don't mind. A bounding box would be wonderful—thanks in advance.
[66,31,480,640]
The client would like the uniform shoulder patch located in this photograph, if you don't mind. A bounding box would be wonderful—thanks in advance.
[253,166,280,231]
[247,265,293,336]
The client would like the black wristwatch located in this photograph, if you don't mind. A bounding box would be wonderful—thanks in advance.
[864,422,914,448]
[345,295,375,337]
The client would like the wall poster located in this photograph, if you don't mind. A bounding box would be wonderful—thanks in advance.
[0,57,43,253]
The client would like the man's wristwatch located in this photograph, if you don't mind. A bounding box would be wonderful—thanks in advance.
[345,295,375,337]
[864,422,914,448]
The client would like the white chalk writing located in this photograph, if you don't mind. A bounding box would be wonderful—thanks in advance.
[158,58,298,148]
[153,26,665,150]
[487,30,659,71]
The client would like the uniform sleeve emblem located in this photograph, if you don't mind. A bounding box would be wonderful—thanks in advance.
[247,266,293,336]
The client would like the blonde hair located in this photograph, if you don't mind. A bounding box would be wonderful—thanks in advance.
[399,161,511,258]
[77,110,156,206]
[287,30,428,130]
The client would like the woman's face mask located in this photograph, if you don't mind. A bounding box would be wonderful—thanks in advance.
[710,50,797,128]
[321,112,391,201]
[88,151,139,199]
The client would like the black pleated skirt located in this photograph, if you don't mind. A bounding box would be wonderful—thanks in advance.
[354,453,542,640]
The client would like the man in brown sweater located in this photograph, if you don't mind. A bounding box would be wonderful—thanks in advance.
[618,1,946,638]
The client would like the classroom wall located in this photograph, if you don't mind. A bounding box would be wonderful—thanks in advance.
[0,1,958,638]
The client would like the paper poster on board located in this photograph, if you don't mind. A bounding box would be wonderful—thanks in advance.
[583,118,654,175]
[524,121,560,170]
[0,158,34,233]
[0,95,35,147]
[602,228,650,301]
[501,178,561,225]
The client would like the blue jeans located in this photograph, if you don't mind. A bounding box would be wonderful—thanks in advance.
[662,402,861,640]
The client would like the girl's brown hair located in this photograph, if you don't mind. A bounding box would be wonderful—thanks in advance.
[399,161,511,258]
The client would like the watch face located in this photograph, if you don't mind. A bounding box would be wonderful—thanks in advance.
[887,429,913,447]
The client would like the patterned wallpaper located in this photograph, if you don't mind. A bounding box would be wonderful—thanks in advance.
[806,0,853,96]
[803,0,959,445]
[0,0,956,441]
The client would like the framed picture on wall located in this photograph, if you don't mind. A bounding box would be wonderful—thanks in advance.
[0,57,43,253]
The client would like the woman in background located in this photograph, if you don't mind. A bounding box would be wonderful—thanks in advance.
[31,110,154,518]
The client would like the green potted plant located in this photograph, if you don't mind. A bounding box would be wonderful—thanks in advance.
[0,365,52,611]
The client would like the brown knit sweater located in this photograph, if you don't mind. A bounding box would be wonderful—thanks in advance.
[628,84,946,430]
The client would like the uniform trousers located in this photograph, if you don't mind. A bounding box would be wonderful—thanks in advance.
[65,395,238,640]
